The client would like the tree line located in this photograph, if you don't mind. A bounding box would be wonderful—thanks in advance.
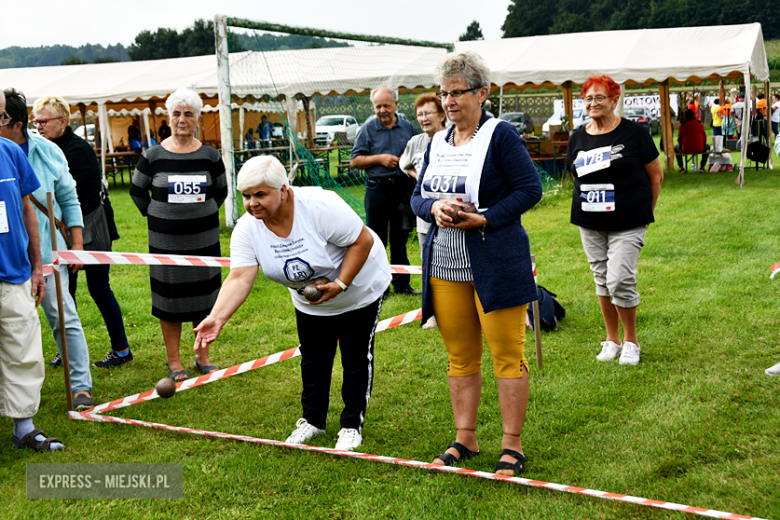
[502,0,780,40]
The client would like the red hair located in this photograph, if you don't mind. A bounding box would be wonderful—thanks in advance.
[581,75,620,98]
[414,93,444,114]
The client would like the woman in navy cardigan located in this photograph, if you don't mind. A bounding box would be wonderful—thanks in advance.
[411,51,542,477]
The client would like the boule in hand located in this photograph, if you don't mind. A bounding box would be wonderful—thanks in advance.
[303,277,331,301]
[442,202,477,224]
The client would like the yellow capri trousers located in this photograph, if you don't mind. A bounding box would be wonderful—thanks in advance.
[430,277,528,379]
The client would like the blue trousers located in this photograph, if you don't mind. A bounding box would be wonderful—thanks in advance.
[69,264,129,352]
[43,266,92,392]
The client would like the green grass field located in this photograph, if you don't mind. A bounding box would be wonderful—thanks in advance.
[2,151,780,519]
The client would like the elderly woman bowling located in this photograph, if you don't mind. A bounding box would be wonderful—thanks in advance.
[194,156,391,452]
[411,51,543,476]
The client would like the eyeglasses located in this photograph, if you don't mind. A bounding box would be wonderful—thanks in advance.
[32,117,64,127]
[436,87,480,100]
[0,118,13,127]
[416,111,442,118]
[584,95,613,104]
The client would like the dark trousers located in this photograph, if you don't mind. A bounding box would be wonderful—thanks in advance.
[675,144,710,169]
[69,264,130,352]
[296,297,382,432]
[364,177,411,291]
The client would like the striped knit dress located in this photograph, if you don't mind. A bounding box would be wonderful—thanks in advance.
[130,144,227,322]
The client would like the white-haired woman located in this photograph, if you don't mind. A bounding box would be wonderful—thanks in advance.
[194,156,390,451]
[411,51,542,476]
[131,87,227,381]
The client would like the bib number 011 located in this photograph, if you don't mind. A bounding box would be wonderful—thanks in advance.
[580,183,615,212]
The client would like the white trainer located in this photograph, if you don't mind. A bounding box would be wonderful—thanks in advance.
[765,362,780,376]
[619,342,641,365]
[422,317,438,330]
[596,341,622,361]
[334,428,362,451]
[285,418,324,445]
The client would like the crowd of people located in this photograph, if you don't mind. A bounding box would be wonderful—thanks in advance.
[0,53,778,473]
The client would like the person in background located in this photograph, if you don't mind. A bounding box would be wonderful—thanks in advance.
[258,115,273,147]
[710,99,723,137]
[0,90,64,451]
[399,93,447,328]
[1,88,95,410]
[675,109,710,173]
[412,51,543,476]
[131,87,227,381]
[32,94,134,371]
[756,93,767,119]
[158,120,171,141]
[567,74,663,367]
[722,97,735,139]
[128,126,143,153]
[351,87,419,297]
[194,156,391,452]
[245,128,256,150]
[771,93,780,137]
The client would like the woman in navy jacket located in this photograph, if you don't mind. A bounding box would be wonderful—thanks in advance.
[411,51,542,477]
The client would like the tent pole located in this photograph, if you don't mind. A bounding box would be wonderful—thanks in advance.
[79,103,87,145]
[659,81,674,171]
[143,110,152,148]
[215,14,237,228]
[563,82,573,132]
[239,107,245,148]
[766,81,773,169]
[149,101,158,142]
[617,83,625,118]
[736,73,750,186]
[498,85,504,118]
[98,103,108,184]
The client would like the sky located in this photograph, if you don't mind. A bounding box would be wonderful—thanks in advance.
[2,0,513,49]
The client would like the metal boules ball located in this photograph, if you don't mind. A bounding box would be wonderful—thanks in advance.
[442,202,477,224]
[156,378,176,398]
[303,277,331,301]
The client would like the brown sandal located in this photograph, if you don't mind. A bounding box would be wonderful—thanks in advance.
[12,429,64,452]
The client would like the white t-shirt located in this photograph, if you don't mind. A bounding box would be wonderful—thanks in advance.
[230,186,391,316]
[772,101,780,123]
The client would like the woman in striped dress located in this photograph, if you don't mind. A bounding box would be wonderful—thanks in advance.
[131,88,227,381]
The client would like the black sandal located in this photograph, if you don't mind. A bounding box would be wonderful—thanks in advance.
[495,448,525,476]
[12,429,64,452]
[434,442,479,466]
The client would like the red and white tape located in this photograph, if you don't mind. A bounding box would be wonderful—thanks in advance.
[82,308,423,415]
[770,261,780,279]
[53,250,423,274]
[68,411,768,520]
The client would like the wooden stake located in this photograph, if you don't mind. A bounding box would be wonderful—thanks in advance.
[531,254,543,369]
[46,193,73,411]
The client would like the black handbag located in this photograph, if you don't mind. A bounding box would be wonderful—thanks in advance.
[747,142,770,163]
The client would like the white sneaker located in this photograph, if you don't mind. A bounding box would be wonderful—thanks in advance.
[422,317,438,330]
[619,342,641,365]
[334,428,362,451]
[596,341,622,361]
[765,362,780,376]
[285,418,324,445]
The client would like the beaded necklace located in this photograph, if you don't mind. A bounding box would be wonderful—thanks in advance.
[448,122,481,146]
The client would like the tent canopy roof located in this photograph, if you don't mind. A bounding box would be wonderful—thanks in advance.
[456,23,770,89]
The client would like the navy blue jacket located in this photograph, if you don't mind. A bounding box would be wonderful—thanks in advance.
[411,112,543,321]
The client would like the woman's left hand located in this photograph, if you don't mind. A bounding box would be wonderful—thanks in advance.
[308,282,343,305]
[450,211,487,230]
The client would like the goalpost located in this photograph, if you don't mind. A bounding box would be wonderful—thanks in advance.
[213,15,452,227]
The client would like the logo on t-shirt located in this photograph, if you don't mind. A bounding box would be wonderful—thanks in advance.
[283,257,314,283]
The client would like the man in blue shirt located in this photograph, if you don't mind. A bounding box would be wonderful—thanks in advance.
[0,91,64,451]
[350,87,419,295]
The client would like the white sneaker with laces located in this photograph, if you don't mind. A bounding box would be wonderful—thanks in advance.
[422,317,438,330]
[334,428,362,451]
[285,418,324,445]
[596,341,622,362]
[619,342,641,365]
[765,362,780,376]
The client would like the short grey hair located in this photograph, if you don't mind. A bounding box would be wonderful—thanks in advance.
[237,155,289,192]
[166,87,203,116]
[370,87,397,103]
[434,51,491,90]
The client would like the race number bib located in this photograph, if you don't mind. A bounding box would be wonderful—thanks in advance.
[168,175,207,203]
[0,201,8,233]
[580,183,615,212]
[574,146,612,177]
[421,174,468,200]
